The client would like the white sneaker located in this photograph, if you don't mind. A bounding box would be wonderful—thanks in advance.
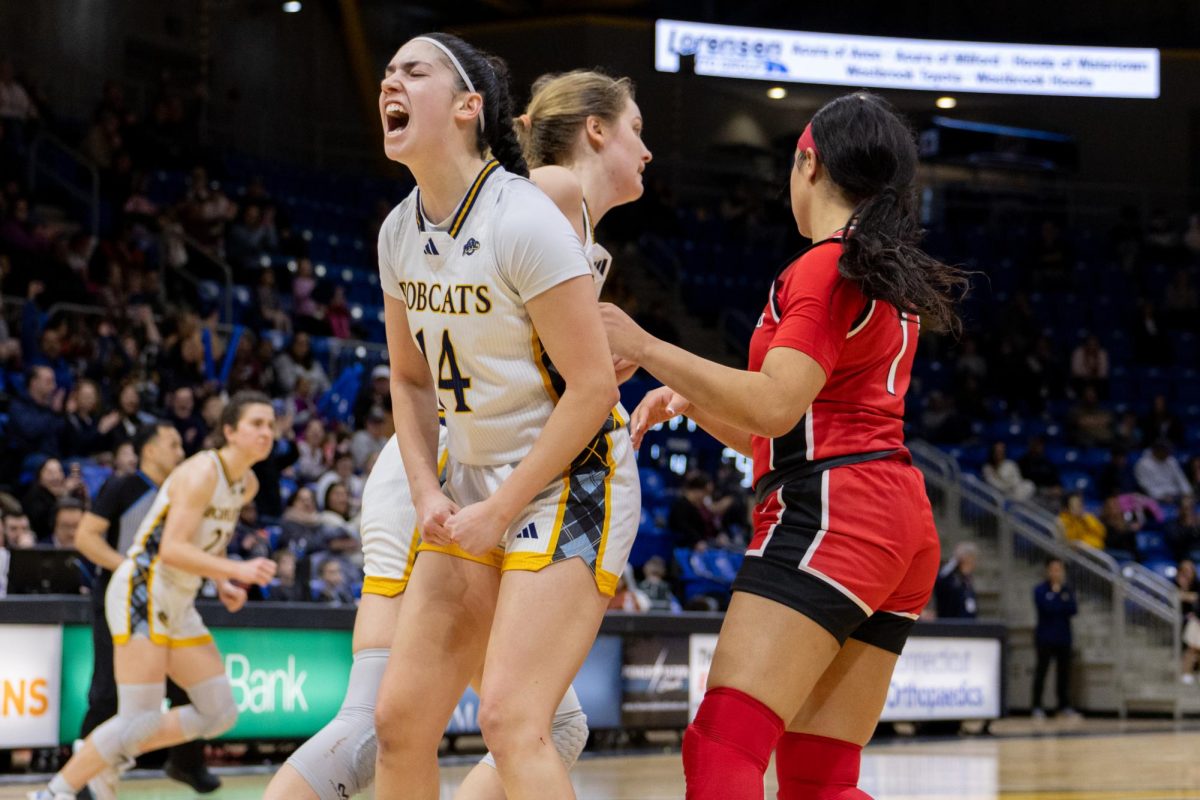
[27,790,74,800]
[88,755,134,800]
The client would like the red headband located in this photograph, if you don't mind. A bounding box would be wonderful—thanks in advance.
[796,122,818,159]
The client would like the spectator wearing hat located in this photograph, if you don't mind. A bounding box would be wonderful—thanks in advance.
[353,363,392,428]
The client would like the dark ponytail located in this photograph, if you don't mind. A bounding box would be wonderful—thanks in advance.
[809,92,968,334]
[420,33,529,177]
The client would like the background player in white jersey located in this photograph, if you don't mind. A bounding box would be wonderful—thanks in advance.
[266,67,650,800]
[29,392,279,800]
[369,33,639,800]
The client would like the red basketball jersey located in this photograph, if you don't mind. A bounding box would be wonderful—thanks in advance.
[748,238,919,488]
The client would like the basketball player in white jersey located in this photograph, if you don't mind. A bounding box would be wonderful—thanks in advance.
[30,392,278,800]
[266,68,651,800]
[362,33,638,799]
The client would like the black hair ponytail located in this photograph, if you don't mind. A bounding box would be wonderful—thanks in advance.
[420,32,529,177]
[810,92,968,334]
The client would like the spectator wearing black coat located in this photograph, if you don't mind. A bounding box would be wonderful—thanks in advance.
[934,542,978,619]
[5,366,66,476]
[1032,558,1078,718]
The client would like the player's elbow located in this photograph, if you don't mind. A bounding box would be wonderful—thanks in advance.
[754,407,802,439]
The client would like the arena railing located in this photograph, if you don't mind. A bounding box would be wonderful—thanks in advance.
[911,440,1183,718]
[26,131,100,237]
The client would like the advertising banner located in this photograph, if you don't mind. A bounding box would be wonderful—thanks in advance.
[0,625,62,747]
[656,19,1159,99]
[621,635,690,728]
[881,636,1002,721]
[687,633,718,722]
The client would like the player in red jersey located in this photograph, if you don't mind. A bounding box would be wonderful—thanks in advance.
[602,91,968,799]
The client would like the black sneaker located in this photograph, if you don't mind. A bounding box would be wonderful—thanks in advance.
[164,762,222,794]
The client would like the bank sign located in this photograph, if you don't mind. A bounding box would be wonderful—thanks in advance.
[655,19,1159,99]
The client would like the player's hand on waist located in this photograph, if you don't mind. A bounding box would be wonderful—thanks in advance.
[445,500,507,557]
[416,491,459,546]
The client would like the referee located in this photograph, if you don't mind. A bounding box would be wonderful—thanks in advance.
[73,422,221,794]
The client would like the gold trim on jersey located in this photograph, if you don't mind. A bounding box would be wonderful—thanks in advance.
[362,525,423,597]
[581,198,596,244]
[212,449,234,487]
[415,160,500,238]
[531,331,562,404]
[591,433,619,595]
[170,634,214,648]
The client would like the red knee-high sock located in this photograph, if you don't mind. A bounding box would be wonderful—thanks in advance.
[775,732,872,799]
[683,687,784,800]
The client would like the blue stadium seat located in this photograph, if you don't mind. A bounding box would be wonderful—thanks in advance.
[1143,559,1178,581]
[1060,470,1094,498]
[1135,531,1171,560]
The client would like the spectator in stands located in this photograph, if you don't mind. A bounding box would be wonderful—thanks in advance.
[1133,300,1171,366]
[1019,436,1063,508]
[81,109,122,171]
[179,165,237,257]
[290,257,324,334]
[1177,560,1200,683]
[5,365,67,468]
[1059,493,1105,550]
[1113,411,1144,452]
[318,482,359,538]
[1141,394,1185,450]
[0,57,38,150]
[23,458,87,542]
[607,569,650,612]
[1184,213,1200,257]
[350,404,391,472]
[1098,446,1139,498]
[668,470,721,548]
[315,451,364,517]
[159,327,209,394]
[1067,386,1114,448]
[50,497,84,550]
[111,440,138,478]
[66,378,121,457]
[982,441,1035,502]
[166,385,207,455]
[1164,269,1198,332]
[1031,557,1078,719]
[1135,439,1194,507]
[232,502,271,563]
[637,556,681,613]
[934,542,978,619]
[252,411,299,521]
[275,331,329,396]
[1099,495,1140,555]
[265,549,305,602]
[226,203,279,277]
[2,511,35,550]
[254,269,291,333]
[279,486,323,556]
[312,557,355,606]
[296,417,330,483]
[109,380,157,447]
[1069,335,1109,397]
[326,285,352,340]
[353,363,391,428]
[918,390,970,444]
[1168,502,1200,562]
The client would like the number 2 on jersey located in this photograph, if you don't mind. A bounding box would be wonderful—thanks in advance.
[414,328,472,412]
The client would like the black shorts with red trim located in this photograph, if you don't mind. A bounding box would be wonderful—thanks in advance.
[733,457,940,655]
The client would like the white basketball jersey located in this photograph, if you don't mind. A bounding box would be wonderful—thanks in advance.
[127,450,246,595]
[581,200,613,297]
[378,161,596,466]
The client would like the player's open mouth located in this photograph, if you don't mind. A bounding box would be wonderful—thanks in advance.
[385,102,410,136]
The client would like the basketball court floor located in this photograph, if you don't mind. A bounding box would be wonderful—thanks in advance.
[3,720,1198,799]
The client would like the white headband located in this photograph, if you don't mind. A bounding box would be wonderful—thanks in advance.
[412,36,484,133]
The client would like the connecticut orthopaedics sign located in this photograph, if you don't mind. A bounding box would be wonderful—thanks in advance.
[655,19,1160,99]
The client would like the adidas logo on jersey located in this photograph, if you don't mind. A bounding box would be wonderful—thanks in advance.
[462,237,481,256]
[515,522,539,540]
[424,239,439,256]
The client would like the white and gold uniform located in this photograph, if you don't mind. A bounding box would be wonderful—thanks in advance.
[376,162,639,595]
[361,196,623,597]
[106,451,245,646]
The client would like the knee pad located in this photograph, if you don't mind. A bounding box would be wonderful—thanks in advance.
[776,731,868,800]
[479,684,589,770]
[286,648,388,800]
[179,675,238,740]
[91,683,166,766]
[683,687,784,800]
